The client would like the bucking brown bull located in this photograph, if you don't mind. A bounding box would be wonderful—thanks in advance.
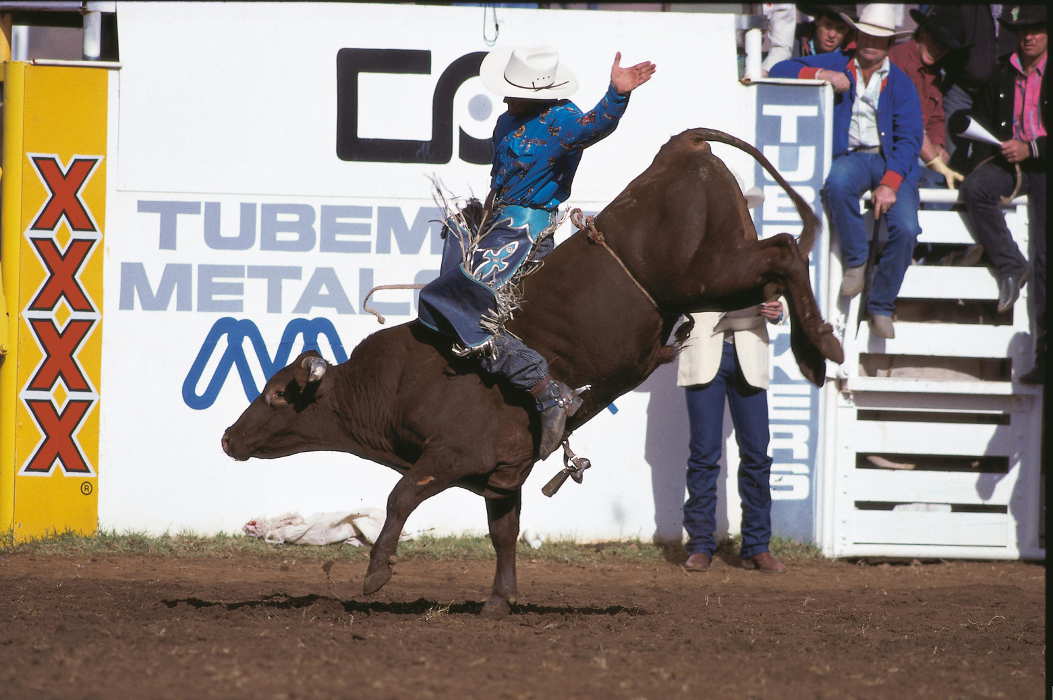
[221,128,843,617]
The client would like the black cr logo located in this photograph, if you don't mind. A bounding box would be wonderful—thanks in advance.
[336,49,492,165]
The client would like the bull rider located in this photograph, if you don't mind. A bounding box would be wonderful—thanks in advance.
[417,46,656,458]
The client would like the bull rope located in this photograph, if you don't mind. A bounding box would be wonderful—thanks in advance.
[569,208,659,310]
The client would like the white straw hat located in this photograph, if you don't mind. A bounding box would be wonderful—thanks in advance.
[479,45,578,100]
[841,4,911,39]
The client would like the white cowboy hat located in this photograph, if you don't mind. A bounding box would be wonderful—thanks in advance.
[841,4,911,39]
[479,45,578,100]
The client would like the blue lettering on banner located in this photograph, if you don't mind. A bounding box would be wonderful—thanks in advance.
[134,200,444,255]
[182,317,350,410]
[754,84,828,542]
[120,201,447,316]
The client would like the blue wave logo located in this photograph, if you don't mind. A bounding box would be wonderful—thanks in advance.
[183,317,349,410]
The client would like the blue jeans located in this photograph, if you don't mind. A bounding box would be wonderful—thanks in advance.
[683,343,773,559]
[822,152,922,316]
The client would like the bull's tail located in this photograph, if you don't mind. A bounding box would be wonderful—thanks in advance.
[693,127,819,258]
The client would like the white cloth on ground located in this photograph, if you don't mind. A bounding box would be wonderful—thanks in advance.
[242,509,424,547]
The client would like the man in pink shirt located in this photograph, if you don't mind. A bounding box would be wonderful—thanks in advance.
[958,4,1047,383]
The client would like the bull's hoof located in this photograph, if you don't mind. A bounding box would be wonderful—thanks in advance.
[480,595,513,618]
[362,565,392,595]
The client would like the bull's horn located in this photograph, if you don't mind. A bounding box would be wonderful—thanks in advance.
[301,356,328,383]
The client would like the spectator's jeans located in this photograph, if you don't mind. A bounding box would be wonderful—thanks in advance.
[683,343,773,559]
[960,160,1047,359]
[823,152,922,317]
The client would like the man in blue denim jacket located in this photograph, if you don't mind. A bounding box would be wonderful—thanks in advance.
[418,46,655,457]
[770,5,923,338]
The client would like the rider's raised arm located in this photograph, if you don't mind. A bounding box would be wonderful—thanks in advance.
[554,84,630,150]
[555,52,655,151]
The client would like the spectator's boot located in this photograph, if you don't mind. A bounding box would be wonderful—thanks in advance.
[870,314,895,339]
[529,376,583,460]
[840,265,866,297]
[996,266,1030,314]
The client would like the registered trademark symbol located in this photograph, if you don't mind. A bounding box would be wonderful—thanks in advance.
[80,481,93,496]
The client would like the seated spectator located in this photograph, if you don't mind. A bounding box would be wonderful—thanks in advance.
[763,3,857,74]
[890,7,969,188]
[938,5,1019,173]
[957,4,1046,384]
[795,4,857,57]
[769,4,923,339]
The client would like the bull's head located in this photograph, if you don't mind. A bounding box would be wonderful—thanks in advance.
[221,350,336,461]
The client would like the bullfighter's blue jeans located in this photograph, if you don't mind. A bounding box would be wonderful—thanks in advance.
[822,152,922,317]
[683,342,773,559]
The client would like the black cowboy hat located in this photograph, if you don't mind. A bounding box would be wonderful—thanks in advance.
[998,5,1047,29]
[909,6,969,52]
[797,4,858,23]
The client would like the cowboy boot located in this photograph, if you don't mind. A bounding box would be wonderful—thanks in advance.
[529,376,582,460]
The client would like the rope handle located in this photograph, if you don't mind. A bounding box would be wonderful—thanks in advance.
[361,283,426,324]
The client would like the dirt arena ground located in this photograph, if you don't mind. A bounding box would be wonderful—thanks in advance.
[0,551,1044,699]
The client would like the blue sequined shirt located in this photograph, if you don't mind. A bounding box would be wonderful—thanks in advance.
[489,83,630,211]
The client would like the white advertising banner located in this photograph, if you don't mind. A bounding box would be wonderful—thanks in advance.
[101,2,759,539]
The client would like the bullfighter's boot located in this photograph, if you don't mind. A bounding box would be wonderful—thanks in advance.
[529,376,582,460]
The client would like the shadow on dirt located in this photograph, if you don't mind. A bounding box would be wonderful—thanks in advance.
[163,593,650,617]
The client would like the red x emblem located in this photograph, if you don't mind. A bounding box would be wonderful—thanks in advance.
[21,398,93,475]
[28,238,96,313]
[26,318,95,393]
[29,155,101,233]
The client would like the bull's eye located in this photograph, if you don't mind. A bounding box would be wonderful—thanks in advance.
[268,390,289,407]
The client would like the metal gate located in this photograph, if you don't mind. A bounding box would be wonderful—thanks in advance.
[820,190,1044,559]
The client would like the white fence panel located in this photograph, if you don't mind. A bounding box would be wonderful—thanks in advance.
[896,266,999,300]
[849,420,1012,457]
[850,469,1016,506]
[849,322,1019,359]
[850,392,1015,412]
[917,209,974,244]
[823,193,1043,560]
[851,511,1009,548]
[845,377,1017,394]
